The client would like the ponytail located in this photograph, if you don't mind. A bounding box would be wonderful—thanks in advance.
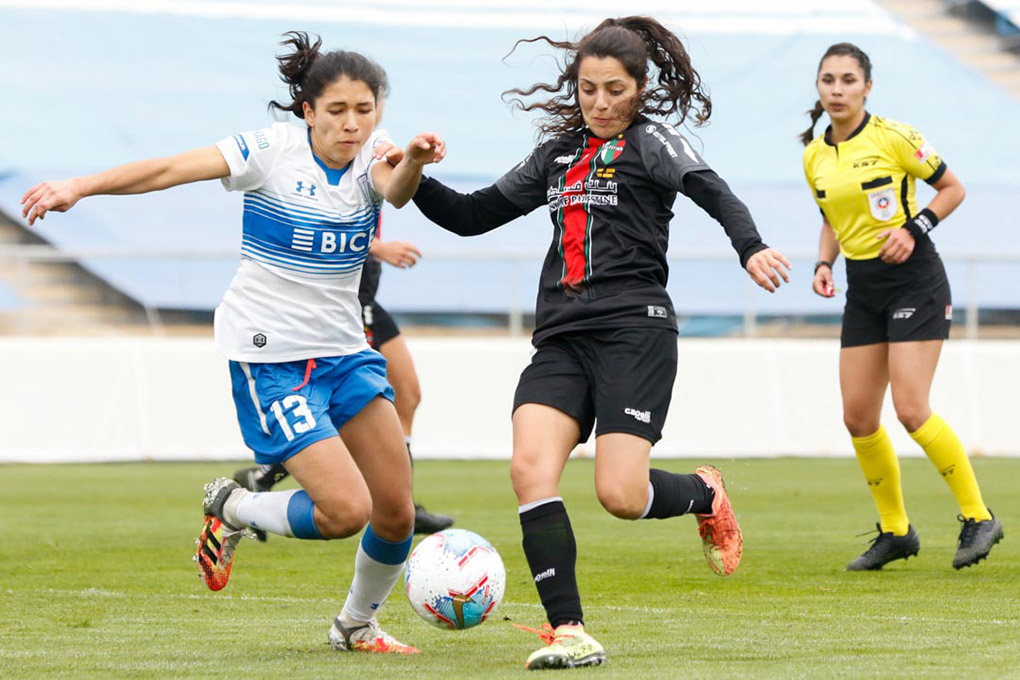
[800,99,826,146]
[801,42,872,146]
[268,31,388,120]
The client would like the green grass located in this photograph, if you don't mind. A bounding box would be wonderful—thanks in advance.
[0,458,1017,679]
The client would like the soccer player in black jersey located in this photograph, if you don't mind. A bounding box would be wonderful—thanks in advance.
[802,43,1003,572]
[408,16,791,670]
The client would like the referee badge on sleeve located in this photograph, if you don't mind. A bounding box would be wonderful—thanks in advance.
[868,187,898,221]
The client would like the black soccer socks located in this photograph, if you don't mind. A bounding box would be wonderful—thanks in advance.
[645,469,715,519]
[520,500,583,628]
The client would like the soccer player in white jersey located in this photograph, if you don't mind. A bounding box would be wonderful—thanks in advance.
[21,31,445,654]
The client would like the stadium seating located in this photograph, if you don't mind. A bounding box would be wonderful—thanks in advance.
[0,1,1018,316]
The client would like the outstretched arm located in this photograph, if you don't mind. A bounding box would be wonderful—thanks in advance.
[682,169,792,293]
[21,146,229,225]
[412,177,524,237]
[371,133,447,209]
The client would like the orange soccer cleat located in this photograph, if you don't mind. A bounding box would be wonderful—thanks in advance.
[694,465,743,576]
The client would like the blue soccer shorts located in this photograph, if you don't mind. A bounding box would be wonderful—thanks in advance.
[229,350,394,464]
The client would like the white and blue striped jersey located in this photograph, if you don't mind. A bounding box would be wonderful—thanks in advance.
[214,122,392,362]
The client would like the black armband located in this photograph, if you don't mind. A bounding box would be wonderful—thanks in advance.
[814,260,833,274]
[903,208,939,242]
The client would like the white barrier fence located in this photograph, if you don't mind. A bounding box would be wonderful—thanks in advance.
[1,337,1017,462]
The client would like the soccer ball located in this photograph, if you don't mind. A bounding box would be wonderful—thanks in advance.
[404,529,506,630]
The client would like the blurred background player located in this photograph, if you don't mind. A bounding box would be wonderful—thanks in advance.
[233,81,454,536]
[21,31,447,653]
[410,16,791,670]
[802,42,1004,572]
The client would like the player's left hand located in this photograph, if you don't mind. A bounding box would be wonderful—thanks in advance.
[405,133,446,166]
[374,240,422,268]
[876,227,914,264]
[746,247,792,293]
[372,142,405,167]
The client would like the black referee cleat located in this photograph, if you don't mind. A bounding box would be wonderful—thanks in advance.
[953,513,1004,570]
[846,524,920,571]
[414,504,454,535]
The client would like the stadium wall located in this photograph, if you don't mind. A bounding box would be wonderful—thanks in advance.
[2,337,1017,463]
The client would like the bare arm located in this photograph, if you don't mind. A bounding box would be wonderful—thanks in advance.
[21,146,229,225]
[925,168,965,221]
[371,133,446,209]
[877,168,965,264]
[812,219,840,297]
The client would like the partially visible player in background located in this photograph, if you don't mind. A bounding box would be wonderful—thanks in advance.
[410,16,791,670]
[21,31,447,654]
[802,42,1003,571]
[234,83,454,535]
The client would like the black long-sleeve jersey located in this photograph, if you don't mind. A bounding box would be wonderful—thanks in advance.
[413,115,768,343]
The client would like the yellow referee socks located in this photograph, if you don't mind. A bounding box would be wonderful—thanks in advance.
[910,413,992,521]
[851,426,910,535]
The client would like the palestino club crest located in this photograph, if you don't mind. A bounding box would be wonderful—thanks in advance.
[599,138,626,164]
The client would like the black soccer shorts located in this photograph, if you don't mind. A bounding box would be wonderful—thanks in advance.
[841,253,952,348]
[361,300,401,350]
[513,327,678,444]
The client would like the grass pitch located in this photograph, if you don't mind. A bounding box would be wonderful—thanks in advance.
[0,457,1017,679]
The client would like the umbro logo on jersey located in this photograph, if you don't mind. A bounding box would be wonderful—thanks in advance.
[892,308,916,320]
[625,408,652,424]
[295,181,316,196]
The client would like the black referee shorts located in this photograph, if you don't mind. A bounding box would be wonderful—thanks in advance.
[513,327,678,445]
[361,299,401,350]
[841,253,952,348]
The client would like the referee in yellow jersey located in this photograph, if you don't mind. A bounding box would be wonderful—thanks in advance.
[801,43,1003,571]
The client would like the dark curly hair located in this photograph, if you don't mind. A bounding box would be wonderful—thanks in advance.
[268,31,388,119]
[502,16,711,138]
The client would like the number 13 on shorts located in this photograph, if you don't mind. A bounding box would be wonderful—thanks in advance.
[270,395,317,441]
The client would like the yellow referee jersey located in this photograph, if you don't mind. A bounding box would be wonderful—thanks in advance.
[802,113,946,260]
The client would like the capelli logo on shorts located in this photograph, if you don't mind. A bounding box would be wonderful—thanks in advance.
[647,305,668,319]
[892,308,916,320]
[625,408,652,424]
[253,333,267,348]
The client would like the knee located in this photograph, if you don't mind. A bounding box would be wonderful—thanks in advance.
[370,501,415,541]
[596,484,646,520]
[895,407,930,434]
[510,457,556,504]
[315,497,372,540]
[843,412,881,438]
[402,380,422,412]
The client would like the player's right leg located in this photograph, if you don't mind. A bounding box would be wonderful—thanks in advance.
[376,323,454,535]
[839,342,918,570]
[511,396,605,670]
[197,360,369,591]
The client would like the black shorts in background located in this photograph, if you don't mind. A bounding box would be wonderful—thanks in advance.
[513,327,678,445]
[361,300,400,350]
[841,252,952,348]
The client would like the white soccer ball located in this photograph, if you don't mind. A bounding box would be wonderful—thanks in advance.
[404,529,506,630]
